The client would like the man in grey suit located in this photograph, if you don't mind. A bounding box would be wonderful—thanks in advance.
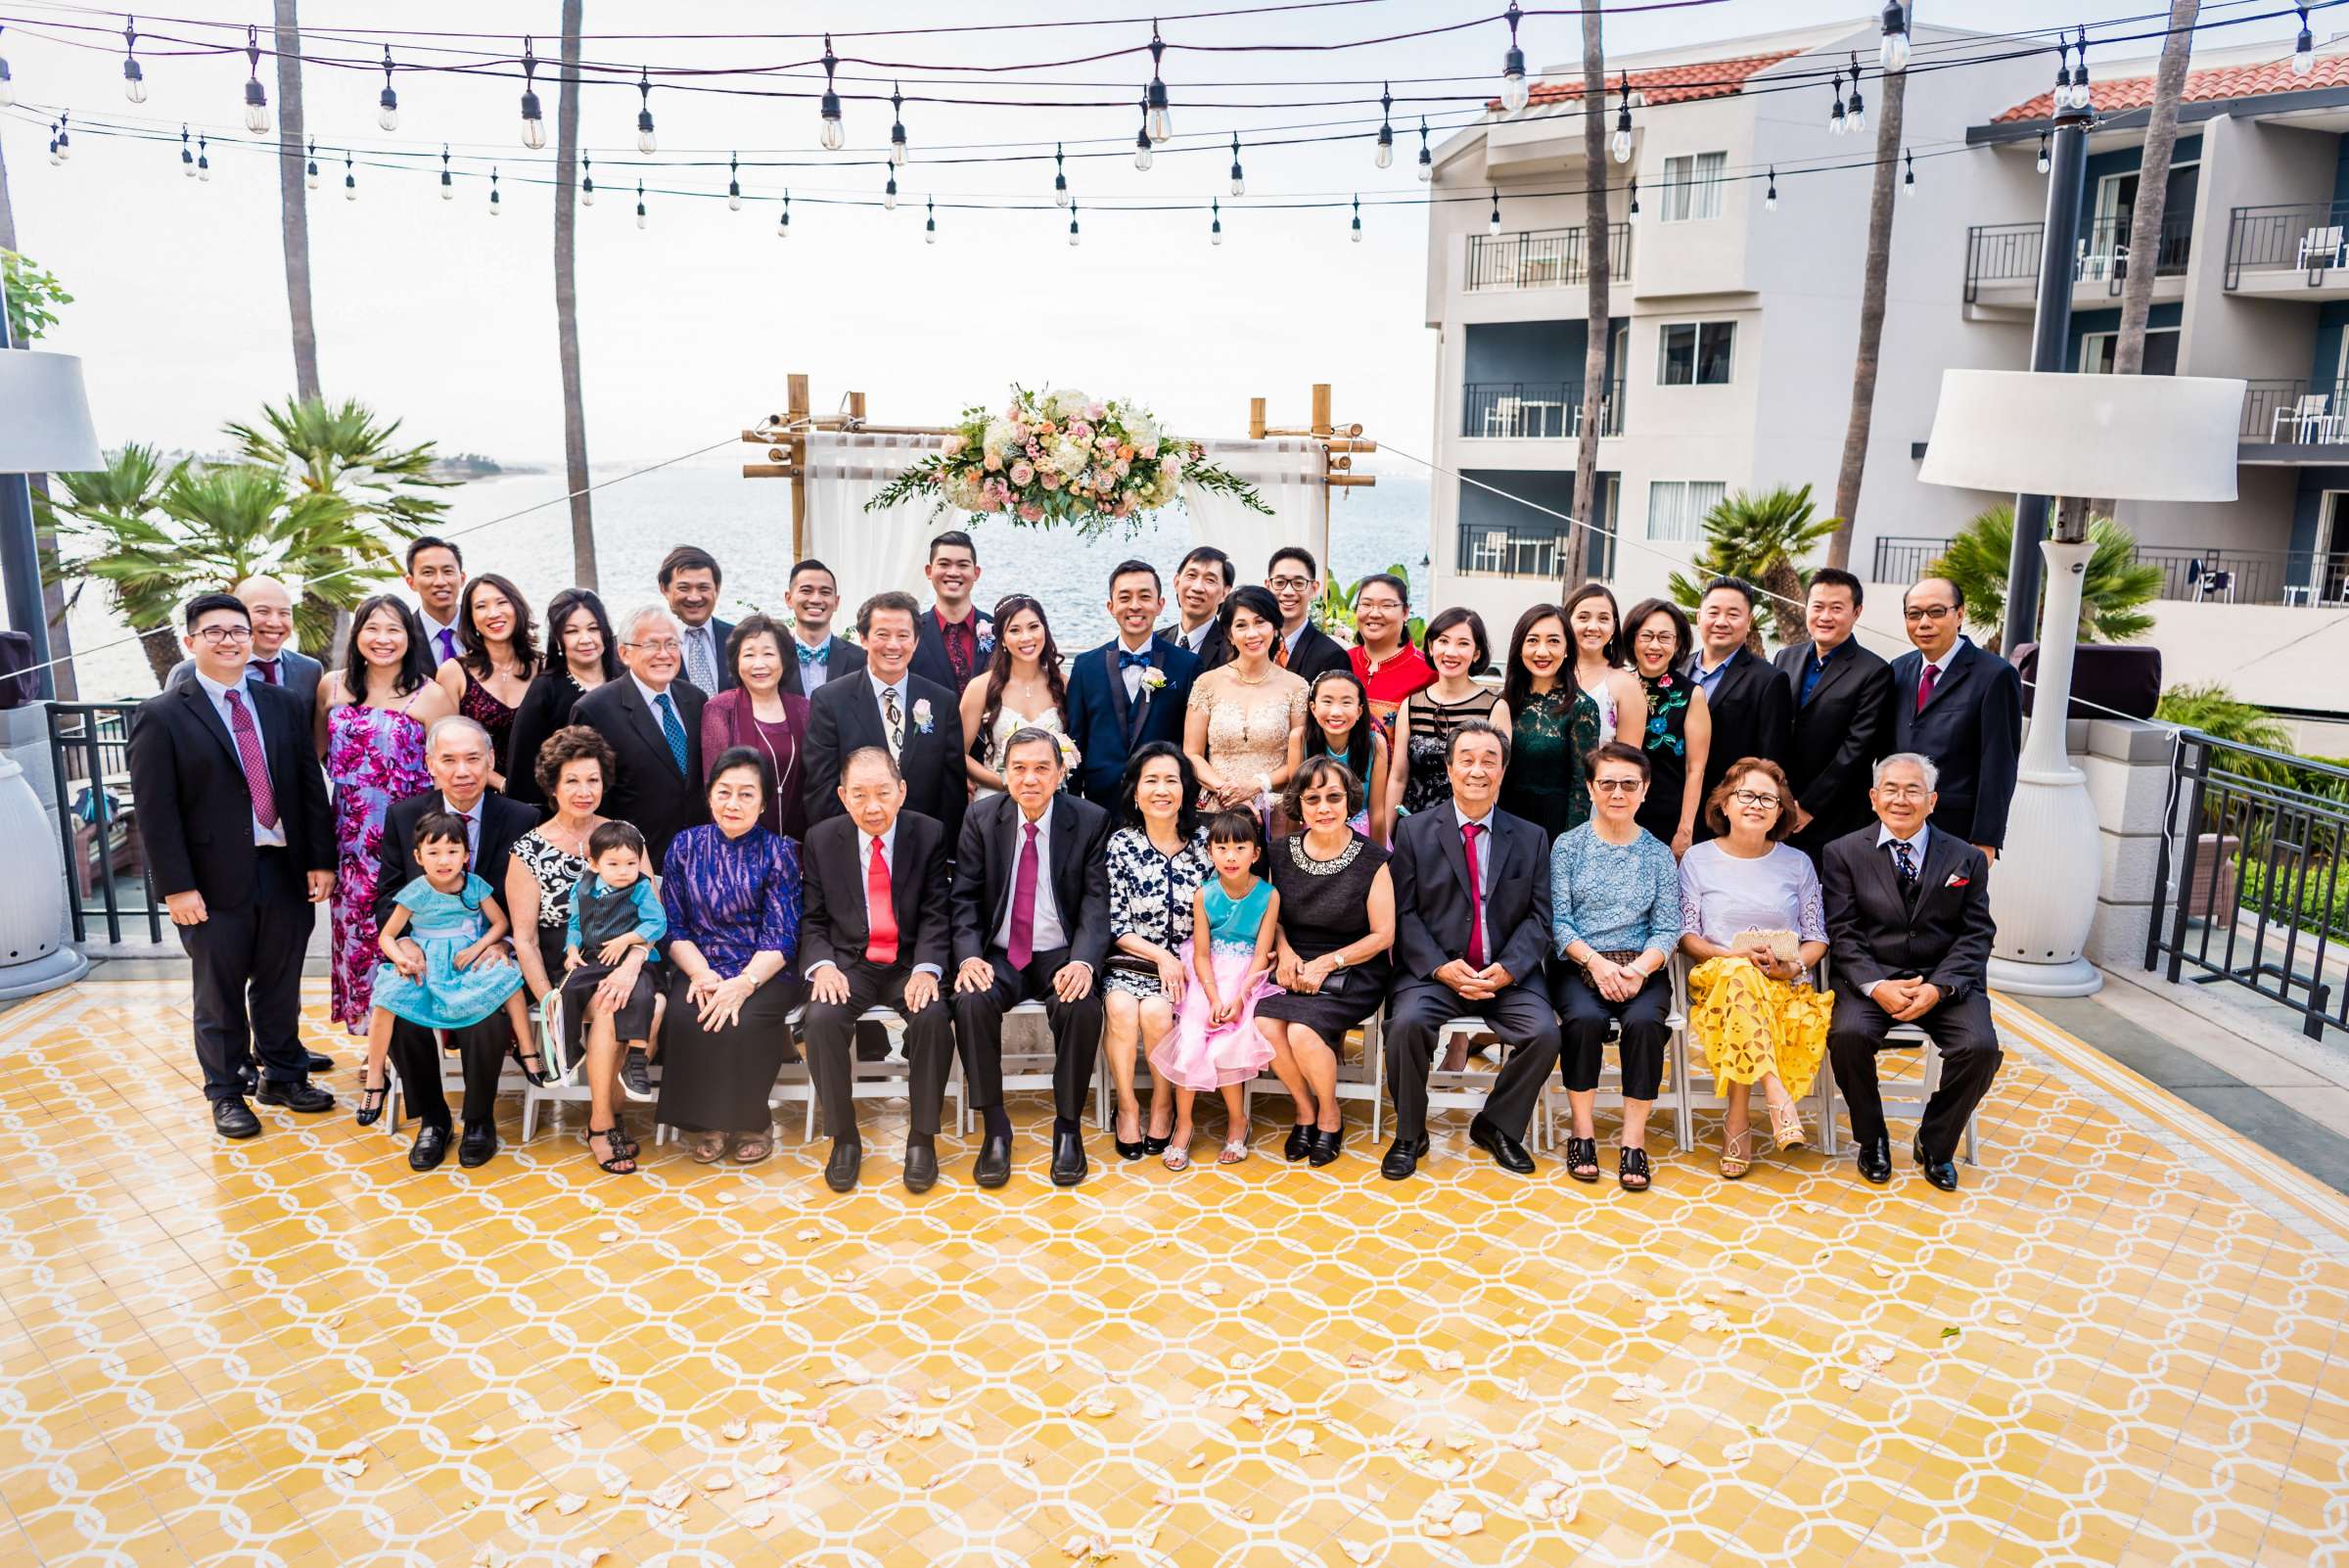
[164,576,323,715]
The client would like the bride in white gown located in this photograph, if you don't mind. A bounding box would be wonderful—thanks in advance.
[959,594,1077,799]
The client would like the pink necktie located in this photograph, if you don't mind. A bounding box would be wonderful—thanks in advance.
[1462,821,1487,969]
[1915,662,1939,715]
[1007,821,1040,970]
[866,840,899,965]
[222,690,279,829]
[254,658,280,686]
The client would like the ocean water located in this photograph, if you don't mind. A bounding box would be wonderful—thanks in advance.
[61,459,1433,698]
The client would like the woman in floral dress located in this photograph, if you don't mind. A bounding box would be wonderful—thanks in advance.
[1100,742,1211,1158]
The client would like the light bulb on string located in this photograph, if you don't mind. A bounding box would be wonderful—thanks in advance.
[1350,194,1362,244]
[1846,55,1865,136]
[1230,134,1245,197]
[890,83,907,166]
[1880,2,1911,73]
[778,190,791,238]
[195,132,208,180]
[1069,201,1081,247]
[885,170,898,210]
[305,136,318,188]
[1375,83,1394,170]
[728,152,742,210]
[2036,130,2050,174]
[581,153,595,206]
[1629,176,1639,217]
[1611,72,1633,162]
[489,167,501,215]
[440,144,453,200]
[180,124,194,177]
[636,180,646,230]
[1134,99,1154,171]
[1828,69,1846,135]
[520,36,545,149]
[46,119,59,165]
[819,35,845,151]
[1416,118,1432,182]
[122,20,145,103]
[1489,187,1501,236]
[377,46,399,132]
[54,111,69,162]
[925,196,937,245]
[1902,148,1915,196]
[2071,28,2092,111]
[1498,1,1529,114]
[1047,143,1067,206]
[2295,6,2317,76]
[2052,41,2073,114]
[635,67,656,155]
[243,26,270,133]
[1146,23,1173,141]
[1765,165,1777,211]
[1211,199,1222,246]
[344,150,355,202]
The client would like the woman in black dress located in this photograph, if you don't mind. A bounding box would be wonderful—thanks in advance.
[507,588,620,808]
[1623,598,1712,858]
[1255,756,1396,1167]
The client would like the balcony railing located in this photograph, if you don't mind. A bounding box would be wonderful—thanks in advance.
[2241,378,2349,443]
[1964,212,2192,300]
[1456,519,1615,579]
[1461,380,1624,439]
[2225,202,2349,288]
[1466,223,1633,291]
[1872,534,2349,607]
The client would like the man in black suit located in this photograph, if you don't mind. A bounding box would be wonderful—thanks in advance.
[1888,577,2022,858]
[950,728,1113,1189]
[372,714,543,1171]
[1064,560,1202,807]
[805,591,968,853]
[779,557,867,698]
[1380,720,1562,1179]
[1161,544,1233,666]
[1773,569,1893,858]
[800,748,955,1194]
[660,544,736,696]
[909,530,994,694]
[1685,578,1790,840]
[1261,546,1352,680]
[127,593,337,1139]
[574,604,710,869]
[1821,753,2001,1192]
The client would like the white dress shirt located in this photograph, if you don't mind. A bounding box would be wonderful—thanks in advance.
[1453,800,1496,965]
[419,610,466,664]
[871,673,912,754]
[994,800,1069,956]
[1116,632,1155,701]
[794,631,833,689]
[806,819,943,980]
[681,620,723,692]
[439,793,486,866]
[195,670,287,848]
[1875,820,1931,871]
[1176,620,1214,654]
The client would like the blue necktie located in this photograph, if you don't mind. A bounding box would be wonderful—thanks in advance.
[1118,650,1153,670]
[655,691,689,776]
[798,640,827,668]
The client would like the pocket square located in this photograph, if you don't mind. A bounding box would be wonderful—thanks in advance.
[1945,873,1970,889]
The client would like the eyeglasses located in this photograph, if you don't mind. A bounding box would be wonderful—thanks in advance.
[1356,597,1404,614]
[1903,604,1958,623]
[1591,777,1642,795]
[1267,575,1313,592]
[1730,790,1780,808]
[626,638,683,655]
[1633,630,1680,646]
[1876,783,1930,801]
[193,625,253,645]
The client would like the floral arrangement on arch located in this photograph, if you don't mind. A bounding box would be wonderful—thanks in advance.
[865,385,1271,533]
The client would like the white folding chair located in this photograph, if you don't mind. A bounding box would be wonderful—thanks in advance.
[961,998,1055,1134]
[805,1007,965,1141]
[1669,953,1834,1153]
[1816,958,1980,1165]
[1538,974,1688,1150]
[651,1003,813,1147]
[2299,224,2347,271]
[1236,1010,1384,1135]
[2276,394,2331,443]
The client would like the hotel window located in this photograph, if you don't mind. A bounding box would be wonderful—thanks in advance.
[1659,321,1735,386]
[1646,479,1726,542]
[1661,152,1727,221]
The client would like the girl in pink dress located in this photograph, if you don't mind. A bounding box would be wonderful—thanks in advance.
[1149,811,1281,1170]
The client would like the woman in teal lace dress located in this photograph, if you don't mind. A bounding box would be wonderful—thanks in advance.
[1498,605,1590,840]
[1625,598,1713,857]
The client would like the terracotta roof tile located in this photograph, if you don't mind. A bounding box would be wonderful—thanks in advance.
[1993,52,2349,123]
[1497,49,1803,113]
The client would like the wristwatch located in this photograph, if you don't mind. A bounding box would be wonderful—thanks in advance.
[1328,954,1350,974]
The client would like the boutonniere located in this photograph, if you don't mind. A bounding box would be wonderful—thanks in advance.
[1140,667,1169,693]
[976,626,996,659]
[1945,872,1970,889]
[912,698,935,734]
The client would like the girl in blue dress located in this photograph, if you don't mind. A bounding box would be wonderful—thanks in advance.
[359,811,534,1114]
[1149,810,1282,1170]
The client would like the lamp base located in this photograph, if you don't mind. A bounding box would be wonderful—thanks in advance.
[0,945,90,1001]
[1985,765,2104,998]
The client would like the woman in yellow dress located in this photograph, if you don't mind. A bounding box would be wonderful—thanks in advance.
[1677,758,1833,1178]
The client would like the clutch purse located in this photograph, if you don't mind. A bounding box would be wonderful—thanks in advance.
[1734,927,1803,965]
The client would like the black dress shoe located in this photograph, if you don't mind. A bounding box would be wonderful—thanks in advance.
[1913,1135,1959,1192]
[458,1122,499,1168]
[1468,1115,1537,1175]
[256,1080,335,1114]
[1283,1124,1314,1163]
[409,1125,450,1172]
[1307,1126,1344,1167]
[1856,1133,1893,1185]
[903,1138,938,1194]
[305,1050,335,1074]
[825,1138,863,1192]
[1049,1126,1088,1187]
[1379,1136,1429,1180]
[236,1063,259,1097]
[973,1131,1013,1189]
[212,1098,261,1139]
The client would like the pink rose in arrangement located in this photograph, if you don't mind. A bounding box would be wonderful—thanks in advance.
[1087,401,1107,421]
[1009,460,1036,486]
[1043,472,1062,490]
[1138,438,1160,460]
[1068,421,1093,443]
[942,435,966,458]
[984,450,1003,471]
[1114,458,1131,477]
[1018,500,1044,523]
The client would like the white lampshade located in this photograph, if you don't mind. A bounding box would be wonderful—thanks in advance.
[0,350,103,473]
[1916,369,2240,503]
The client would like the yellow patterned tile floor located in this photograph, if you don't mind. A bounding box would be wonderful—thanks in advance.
[2,978,2346,1566]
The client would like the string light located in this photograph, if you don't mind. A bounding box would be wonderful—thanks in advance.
[1133,98,1154,171]
[1375,83,1394,169]
[1054,142,1068,205]
[1416,117,1432,182]
[489,165,501,214]
[777,189,791,237]
[47,117,59,164]
[2295,5,2317,75]
[2074,27,2092,111]
[54,111,69,162]
[121,19,145,104]
[2053,38,2073,113]
[305,135,317,188]
[1069,200,1081,247]
[890,83,908,166]
[2036,129,2050,174]
[440,143,452,199]
[520,36,545,149]
[195,131,207,179]
[819,35,845,150]
[0,24,13,109]
[1229,133,1245,197]
[1498,1,1529,115]
[243,26,270,133]
[1902,147,1914,195]
[1827,69,1846,135]
[180,123,193,176]
[728,151,742,209]
[885,168,898,209]
[635,67,656,154]
[1629,175,1639,217]
[636,178,647,229]
[344,148,355,201]
[1765,164,1776,210]
[1350,193,1361,243]
[581,152,595,206]
[1488,186,1500,235]
[925,194,937,244]
[1146,23,1174,141]
[1846,55,1865,137]
[1211,198,1222,245]
[1612,71,1634,162]
[1880,3,1911,73]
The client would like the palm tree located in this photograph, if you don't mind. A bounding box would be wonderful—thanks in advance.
[1929,503,2164,646]
[1,247,78,695]
[1826,38,1910,569]
[37,445,183,684]
[2114,1,2198,373]
[274,0,321,401]
[554,0,597,589]
[1666,484,1839,647]
[1570,3,1610,585]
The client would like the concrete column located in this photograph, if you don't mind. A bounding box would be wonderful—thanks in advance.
[2076,716,2176,969]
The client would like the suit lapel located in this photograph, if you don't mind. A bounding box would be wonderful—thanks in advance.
[1804,644,1853,711]
[1102,644,1133,740]
[619,680,671,768]
[177,679,245,770]
[1916,643,1972,717]
[1435,803,1474,904]
[1050,799,1080,911]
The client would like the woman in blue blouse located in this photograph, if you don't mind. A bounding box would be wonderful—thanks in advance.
[657,745,804,1165]
[1549,740,1683,1191]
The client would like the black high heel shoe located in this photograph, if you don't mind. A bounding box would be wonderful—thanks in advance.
[514,1042,551,1088]
[1114,1110,1147,1162]
[1307,1124,1344,1168]
[1283,1124,1314,1162]
[354,1068,390,1128]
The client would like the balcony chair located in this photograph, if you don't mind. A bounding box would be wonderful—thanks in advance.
[2274,393,2336,444]
[1482,395,1521,439]
[2298,225,2348,272]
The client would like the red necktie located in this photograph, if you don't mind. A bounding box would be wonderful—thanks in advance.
[865,838,899,965]
[1007,821,1040,970]
[222,689,279,829]
[1462,821,1487,969]
[1915,662,1939,715]
[254,658,280,686]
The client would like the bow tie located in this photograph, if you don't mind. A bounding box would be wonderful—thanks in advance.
[1118,650,1154,670]
[797,640,828,666]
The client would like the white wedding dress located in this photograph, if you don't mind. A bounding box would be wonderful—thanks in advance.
[973,705,1070,799]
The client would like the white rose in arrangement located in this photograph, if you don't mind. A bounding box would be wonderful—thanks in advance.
[982,419,1016,460]
[1046,388,1088,420]
[942,434,967,458]
[1051,438,1089,476]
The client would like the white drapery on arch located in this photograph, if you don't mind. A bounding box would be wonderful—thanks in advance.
[1179,438,1327,569]
[800,433,951,618]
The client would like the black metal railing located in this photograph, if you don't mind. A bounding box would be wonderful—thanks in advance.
[1870,535,1951,584]
[1456,518,1616,579]
[2147,730,2349,1039]
[2224,201,2349,288]
[2240,377,2349,443]
[1965,211,2193,300]
[1465,223,1634,291]
[1965,222,2044,301]
[1868,533,2349,605]
[1461,379,1625,438]
[46,701,162,945]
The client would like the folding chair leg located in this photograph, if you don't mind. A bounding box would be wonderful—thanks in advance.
[1675,1034,1695,1152]
[1368,1025,1385,1144]
[522,1094,538,1143]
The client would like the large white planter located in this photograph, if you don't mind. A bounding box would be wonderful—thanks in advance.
[0,750,90,999]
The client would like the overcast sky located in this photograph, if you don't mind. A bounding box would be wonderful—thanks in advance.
[2,1,2304,468]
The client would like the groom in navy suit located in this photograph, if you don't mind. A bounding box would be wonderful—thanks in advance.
[1064,559,1201,807]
